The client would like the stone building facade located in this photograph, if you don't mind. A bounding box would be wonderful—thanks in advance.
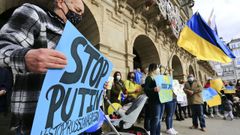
[0,0,216,85]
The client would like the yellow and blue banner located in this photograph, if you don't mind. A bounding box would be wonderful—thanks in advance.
[178,12,235,63]
[210,78,225,92]
[224,86,236,94]
[207,94,221,107]
[202,87,218,102]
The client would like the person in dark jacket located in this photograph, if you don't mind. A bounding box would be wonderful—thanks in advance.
[0,67,13,114]
[236,79,240,98]
[110,71,127,104]
[144,63,164,135]
[0,67,13,135]
[222,95,234,120]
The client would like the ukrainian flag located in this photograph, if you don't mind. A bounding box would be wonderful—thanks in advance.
[178,12,235,63]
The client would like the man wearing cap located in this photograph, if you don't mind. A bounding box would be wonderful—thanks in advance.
[184,74,206,132]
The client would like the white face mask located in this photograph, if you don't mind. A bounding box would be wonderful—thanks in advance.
[116,75,121,81]
[154,68,160,75]
[188,77,194,82]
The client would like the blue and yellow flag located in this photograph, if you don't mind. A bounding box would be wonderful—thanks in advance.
[178,12,235,63]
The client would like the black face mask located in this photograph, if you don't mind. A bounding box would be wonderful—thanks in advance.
[64,2,82,26]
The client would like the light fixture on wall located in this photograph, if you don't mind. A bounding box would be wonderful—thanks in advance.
[181,0,194,8]
[145,0,156,11]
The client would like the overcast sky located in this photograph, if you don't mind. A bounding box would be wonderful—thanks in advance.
[192,0,240,42]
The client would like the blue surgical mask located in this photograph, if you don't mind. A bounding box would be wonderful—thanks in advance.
[64,2,82,26]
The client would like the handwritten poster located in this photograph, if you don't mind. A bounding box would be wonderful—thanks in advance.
[172,80,186,102]
[31,21,112,135]
[155,75,173,103]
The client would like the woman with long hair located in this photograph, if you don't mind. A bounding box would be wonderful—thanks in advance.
[144,63,165,135]
[110,71,127,104]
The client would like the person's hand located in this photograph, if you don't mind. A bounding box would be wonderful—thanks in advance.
[103,82,108,90]
[135,88,140,93]
[0,90,6,96]
[25,49,67,73]
[154,87,160,92]
[188,90,194,95]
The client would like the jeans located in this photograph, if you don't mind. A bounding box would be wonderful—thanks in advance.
[224,111,234,119]
[191,104,206,128]
[144,102,151,131]
[165,99,176,129]
[150,103,165,135]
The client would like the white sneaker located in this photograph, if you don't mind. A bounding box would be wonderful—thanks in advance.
[216,113,223,118]
[147,131,150,135]
[166,129,176,135]
[171,128,178,134]
[210,114,214,118]
[204,114,208,118]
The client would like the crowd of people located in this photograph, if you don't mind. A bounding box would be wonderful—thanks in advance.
[105,64,240,135]
[105,64,204,135]
[0,0,239,135]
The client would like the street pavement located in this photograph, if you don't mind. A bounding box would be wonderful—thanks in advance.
[146,117,240,135]
[1,113,240,135]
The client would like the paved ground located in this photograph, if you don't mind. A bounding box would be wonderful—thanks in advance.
[1,113,240,135]
[139,117,240,135]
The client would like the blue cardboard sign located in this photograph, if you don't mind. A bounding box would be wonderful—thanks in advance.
[154,75,173,103]
[31,21,112,135]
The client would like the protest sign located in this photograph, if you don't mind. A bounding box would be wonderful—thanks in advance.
[31,21,112,135]
[106,76,114,90]
[224,86,236,94]
[180,95,188,107]
[155,75,173,103]
[172,80,186,102]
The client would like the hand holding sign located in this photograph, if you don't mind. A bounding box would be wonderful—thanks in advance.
[31,21,112,135]
[154,86,160,92]
[25,48,67,73]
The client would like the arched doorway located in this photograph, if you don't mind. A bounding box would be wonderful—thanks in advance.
[172,55,184,81]
[133,35,160,69]
[189,65,195,77]
[77,3,100,47]
[0,1,100,47]
[198,71,203,85]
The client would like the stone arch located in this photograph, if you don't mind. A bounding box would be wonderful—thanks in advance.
[0,0,101,46]
[171,55,184,81]
[189,65,195,77]
[78,3,100,46]
[132,35,160,69]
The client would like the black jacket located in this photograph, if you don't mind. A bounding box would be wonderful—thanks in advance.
[144,76,160,104]
[0,67,13,112]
